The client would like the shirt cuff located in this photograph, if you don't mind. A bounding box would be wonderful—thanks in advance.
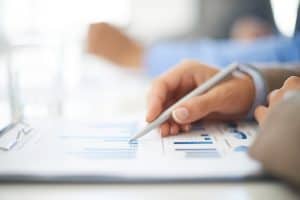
[237,63,269,120]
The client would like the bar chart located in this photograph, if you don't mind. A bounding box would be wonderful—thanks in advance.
[163,124,222,159]
[59,122,139,160]
[56,121,257,161]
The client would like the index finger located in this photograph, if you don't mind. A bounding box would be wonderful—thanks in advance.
[146,68,183,122]
[146,79,169,122]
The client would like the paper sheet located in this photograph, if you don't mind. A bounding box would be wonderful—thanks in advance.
[0,120,262,182]
[54,121,258,160]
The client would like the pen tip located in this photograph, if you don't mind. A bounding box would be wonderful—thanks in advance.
[128,138,137,144]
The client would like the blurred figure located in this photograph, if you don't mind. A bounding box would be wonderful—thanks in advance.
[230,16,273,42]
[86,16,300,77]
[87,15,274,67]
[87,22,144,68]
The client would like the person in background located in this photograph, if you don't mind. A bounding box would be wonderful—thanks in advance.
[229,16,273,42]
[86,16,300,76]
[144,60,300,188]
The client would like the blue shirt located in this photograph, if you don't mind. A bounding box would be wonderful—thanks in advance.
[145,34,300,77]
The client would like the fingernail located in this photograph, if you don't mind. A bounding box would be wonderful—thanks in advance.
[172,107,189,123]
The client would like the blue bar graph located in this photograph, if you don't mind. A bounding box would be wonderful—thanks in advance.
[172,135,220,159]
[62,123,139,160]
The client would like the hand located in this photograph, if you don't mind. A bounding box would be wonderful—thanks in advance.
[254,76,300,124]
[146,60,255,137]
[87,22,143,67]
[249,78,300,187]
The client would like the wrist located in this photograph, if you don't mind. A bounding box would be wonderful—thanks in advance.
[237,63,269,119]
[233,71,256,116]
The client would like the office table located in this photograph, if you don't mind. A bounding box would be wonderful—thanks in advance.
[0,182,299,200]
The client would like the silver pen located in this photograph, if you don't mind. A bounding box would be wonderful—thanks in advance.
[129,63,239,142]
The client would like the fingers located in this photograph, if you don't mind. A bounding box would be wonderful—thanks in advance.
[267,76,300,107]
[282,76,300,89]
[146,80,169,122]
[172,92,218,124]
[159,121,192,137]
[254,106,268,124]
[159,123,170,137]
[146,61,224,136]
[256,76,300,125]
[146,66,187,122]
[171,75,253,124]
[267,89,283,107]
[169,121,180,136]
[181,124,192,132]
[146,60,220,122]
[268,89,279,102]
[146,96,164,122]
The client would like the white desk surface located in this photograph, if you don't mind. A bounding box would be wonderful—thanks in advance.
[0,182,299,200]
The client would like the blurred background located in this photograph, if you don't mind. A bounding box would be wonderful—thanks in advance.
[0,0,299,125]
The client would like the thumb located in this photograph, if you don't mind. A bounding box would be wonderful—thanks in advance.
[172,92,218,124]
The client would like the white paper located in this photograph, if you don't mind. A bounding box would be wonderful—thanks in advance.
[0,120,262,181]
